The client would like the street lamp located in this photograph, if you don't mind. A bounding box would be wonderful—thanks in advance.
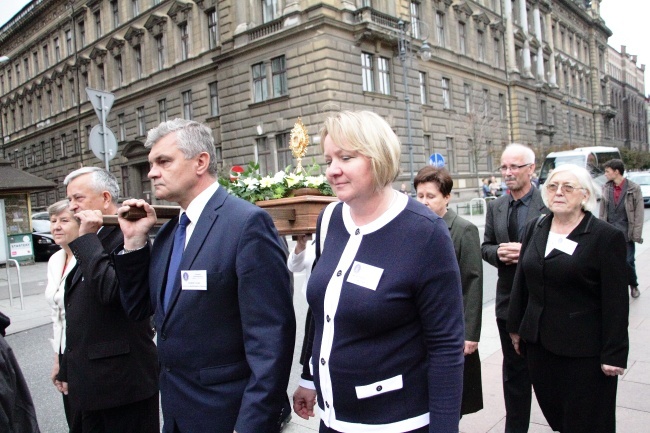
[397,20,431,195]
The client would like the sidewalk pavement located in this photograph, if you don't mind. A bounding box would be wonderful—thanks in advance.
[1,208,649,433]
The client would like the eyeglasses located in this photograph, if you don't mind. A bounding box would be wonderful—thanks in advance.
[545,183,584,194]
[499,163,532,172]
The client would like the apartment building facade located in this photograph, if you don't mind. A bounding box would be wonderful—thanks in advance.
[0,0,639,207]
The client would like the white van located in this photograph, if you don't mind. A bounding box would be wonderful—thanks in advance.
[538,146,621,185]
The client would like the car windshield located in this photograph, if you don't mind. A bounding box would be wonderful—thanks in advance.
[628,174,650,186]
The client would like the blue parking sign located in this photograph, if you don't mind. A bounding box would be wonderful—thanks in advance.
[429,153,445,168]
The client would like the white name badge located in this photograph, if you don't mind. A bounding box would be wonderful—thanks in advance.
[555,238,578,256]
[346,261,384,291]
[181,270,207,290]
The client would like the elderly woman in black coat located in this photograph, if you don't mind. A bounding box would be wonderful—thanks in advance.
[508,164,628,433]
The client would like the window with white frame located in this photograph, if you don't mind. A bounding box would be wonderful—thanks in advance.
[65,30,73,56]
[134,45,143,79]
[182,90,193,119]
[499,93,506,120]
[158,99,167,122]
[94,10,102,38]
[436,12,446,48]
[111,1,119,28]
[43,45,49,67]
[79,21,86,47]
[33,52,39,74]
[442,77,451,109]
[137,106,146,136]
[459,22,466,55]
[252,62,268,103]
[494,38,501,68]
[209,82,219,116]
[272,56,287,97]
[361,52,374,92]
[180,23,189,60]
[524,97,530,122]
[477,30,485,62]
[207,9,218,49]
[132,0,140,17]
[276,132,292,170]
[482,89,490,116]
[118,113,126,141]
[155,35,165,70]
[54,38,61,61]
[410,1,421,39]
[418,72,427,105]
[115,55,123,85]
[377,57,391,95]
[60,134,67,158]
[464,84,472,113]
[262,0,278,24]
[446,137,456,172]
[256,136,272,175]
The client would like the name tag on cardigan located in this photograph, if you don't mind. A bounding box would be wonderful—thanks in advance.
[347,261,383,291]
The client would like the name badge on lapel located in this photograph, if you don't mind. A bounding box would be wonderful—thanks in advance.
[346,261,384,291]
[555,238,578,256]
[181,270,207,290]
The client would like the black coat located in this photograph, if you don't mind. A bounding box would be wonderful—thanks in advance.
[507,212,629,367]
[481,189,548,320]
[60,226,159,412]
[0,312,40,433]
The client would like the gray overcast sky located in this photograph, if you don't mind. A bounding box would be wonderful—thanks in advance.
[0,0,648,95]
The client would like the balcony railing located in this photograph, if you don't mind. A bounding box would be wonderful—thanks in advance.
[353,7,401,31]
[247,17,284,42]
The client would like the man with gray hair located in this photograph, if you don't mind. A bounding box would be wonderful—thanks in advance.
[61,167,159,432]
[482,144,548,433]
[114,119,295,433]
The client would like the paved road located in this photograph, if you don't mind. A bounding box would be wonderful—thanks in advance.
[5,207,649,432]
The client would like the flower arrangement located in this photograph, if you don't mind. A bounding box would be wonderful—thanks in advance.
[219,161,334,203]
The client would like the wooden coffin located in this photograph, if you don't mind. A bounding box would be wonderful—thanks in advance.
[256,195,338,236]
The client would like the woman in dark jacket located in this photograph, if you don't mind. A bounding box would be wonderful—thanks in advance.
[415,166,484,416]
[508,164,629,433]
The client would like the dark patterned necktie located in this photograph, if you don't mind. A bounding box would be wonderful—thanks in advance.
[508,200,520,242]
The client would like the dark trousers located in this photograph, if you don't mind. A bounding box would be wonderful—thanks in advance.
[497,318,531,433]
[627,241,638,287]
[527,342,618,433]
[319,421,428,433]
[81,393,159,433]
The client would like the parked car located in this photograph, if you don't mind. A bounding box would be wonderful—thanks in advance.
[31,211,51,232]
[626,172,650,208]
[33,232,60,262]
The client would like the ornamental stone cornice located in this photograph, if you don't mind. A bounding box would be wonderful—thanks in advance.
[196,0,218,11]
[144,13,168,36]
[89,46,108,63]
[452,2,473,20]
[490,19,506,34]
[168,0,193,24]
[125,26,145,46]
[106,36,125,55]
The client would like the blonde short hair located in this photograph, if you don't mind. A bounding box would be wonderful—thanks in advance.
[319,111,401,190]
[542,164,598,212]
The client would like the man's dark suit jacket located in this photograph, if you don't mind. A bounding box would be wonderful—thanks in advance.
[60,226,159,412]
[507,212,629,367]
[115,186,296,433]
[481,189,548,319]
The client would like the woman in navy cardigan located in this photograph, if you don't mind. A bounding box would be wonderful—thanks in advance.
[508,164,629,433]
[292,111,465,433]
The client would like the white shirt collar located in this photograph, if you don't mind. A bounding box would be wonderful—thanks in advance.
[178,180,220,244]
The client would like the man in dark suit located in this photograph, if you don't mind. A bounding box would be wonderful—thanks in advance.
[62,167,159,432]
[481,143,548,433]
[114,119,295,433]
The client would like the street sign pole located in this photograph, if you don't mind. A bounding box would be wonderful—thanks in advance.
[100,94,109,170]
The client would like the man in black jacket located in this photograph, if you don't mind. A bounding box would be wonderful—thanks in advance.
[61,167,159,432]
[482,144,548,433]
[0,311,40,433]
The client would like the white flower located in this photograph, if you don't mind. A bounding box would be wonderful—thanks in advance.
[273,171,286,183]
[259,176,275,188]
[285,173,304,188]
[242,177,260,190]
[305,175,325,187]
